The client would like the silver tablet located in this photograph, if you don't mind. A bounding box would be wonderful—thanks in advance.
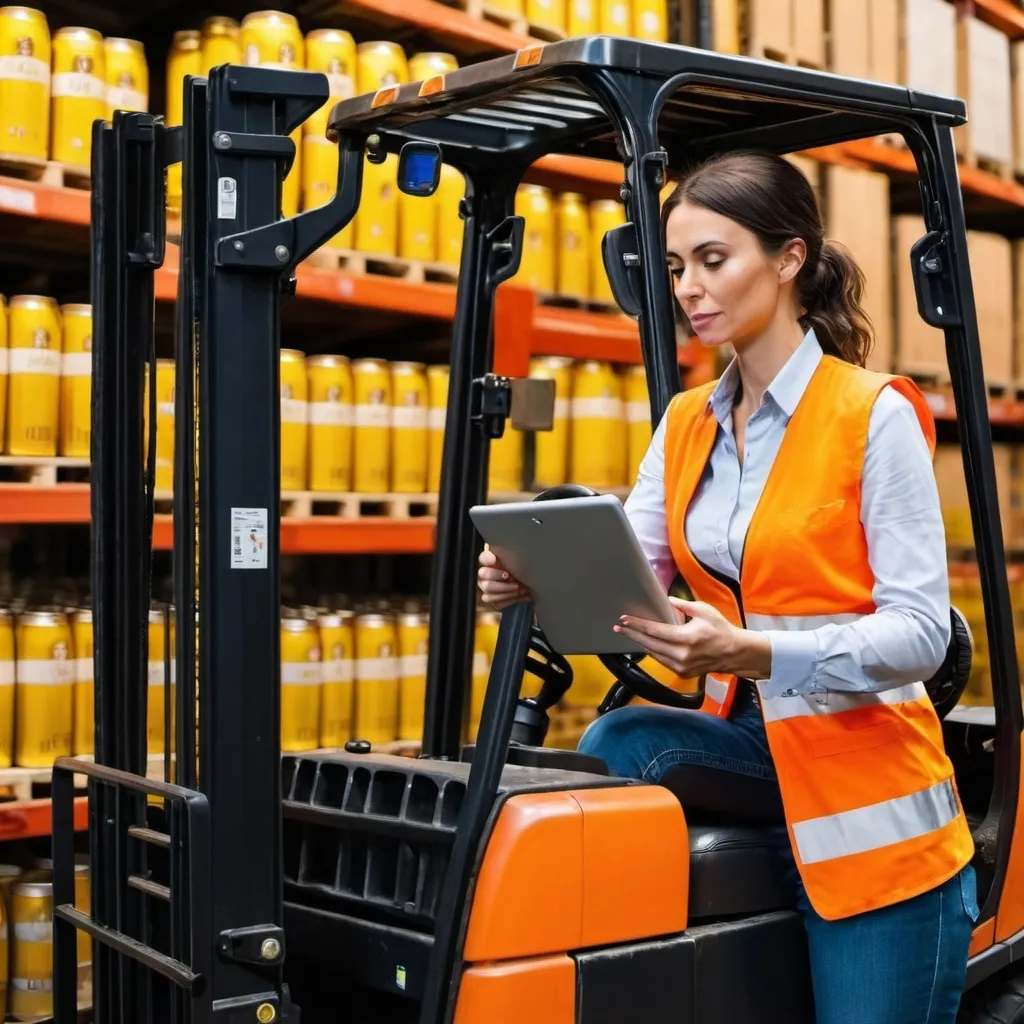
[469,493,677,656]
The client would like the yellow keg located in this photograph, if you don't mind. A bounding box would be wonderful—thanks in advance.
[0,868,6,1013]
[165,30,200,212]
[356,40,407,94]
[399,183,436,261]
[280,349,308,493]
[147,607,176,757]
[241,11,304,218]
[0,294,7,440]
[73,860,89,1005]
[7,294,60,457]
[50,26,104,170]
[10,880,51,1022]
[318,610,354,748]
[71,608,92,757]
[0,608,13,767]
[397,611,429,741]
[155,359,174,493]
[488,427,523,494]
[426,364,449,493]
[486,0,524,12]
[15,609,73,767]
[514,184,555,293]
[557,192,591,300]
[436,164,465,267]
[302,133,354,248]
[356,152,399,256]
[391,362,428,494]
[471,610,501,739]
[590,199,627,303]
[307,354,353,493]
[529,356,573,489]
[200,16,241,74]
[633,0,668,40]
[0,6,50,161]
[103,37,147,120]
[59,302,91,457]
[527,0,567,33]
[624,363,651,483]
[568,0,598,33]
[571,359,626,488]
[408,51,457,81]
[352,358,391,494]
[281,615,321,753]
[599,0,631,33]
[354,612,399,744]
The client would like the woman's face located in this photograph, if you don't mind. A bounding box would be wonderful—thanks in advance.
[665,199,803,350]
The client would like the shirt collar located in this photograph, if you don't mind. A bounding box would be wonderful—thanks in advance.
[706,328,823,426]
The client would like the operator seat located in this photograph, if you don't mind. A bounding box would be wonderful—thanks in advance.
[660,608,973,921]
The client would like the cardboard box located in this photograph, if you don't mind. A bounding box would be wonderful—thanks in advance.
[968,231,1014,385]
[830,0,870,78]
[957,16,1013,169]
[935,443,1013,551]
[894,215,945,378]
[1012,42,1024,176]
[786,154,820,200]
[824,166,893,372]
[869,0,900,85]
[899,0,957,98]
[1014,241,1024,384]
[745,0,792,60]
[792,0,825,67]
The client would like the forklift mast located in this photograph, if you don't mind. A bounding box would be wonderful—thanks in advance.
[45,36,1021,1024]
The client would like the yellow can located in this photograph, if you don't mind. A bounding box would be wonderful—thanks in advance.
[308,354,353,493]
[397,611,429,741]
[165,30,200,212]
[355,152,398,256]
[599,0,631,33]
[589,199,627,303]
[557,192,591,300]
[0,6,50,161]
[200,16,241,74]
[147,607,176,757]
[633,0,667,40]
[427,364,449,493]
[352,358,391,494]
[529,356,573,489]
[436,164,465,267]
[391,361,428,494]
[241,11,304,218]
[486,0,524,12]
[568,0,598,33]
[354,613,399,744]
[318,610,354,748]
[50,26,105,170]
[305,28,355,137]
[471,610,501,739]
[514,184,555,293]
[0,608,13,767]
[408,51,457,81]
[280,348,308,492]
[281,616,321,753]
[15,610,72,768]
[624,363,651,483]
[571,359,626,488]
[0,294,7,438]
[527,0,567,32]
[103,37,148,120]
[59,302,91,457]
[7,295,60,457]
[71,608,92,757]
[488,427,523,494]
[399,184,436,262]
[564,655,616,706]
[356,40,408,94]
[302,135,355,246]
[72,860,89,999]
[10,880,51,1022]
[155,359,174,493]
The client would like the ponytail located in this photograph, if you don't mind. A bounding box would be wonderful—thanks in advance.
[798,240,874,367]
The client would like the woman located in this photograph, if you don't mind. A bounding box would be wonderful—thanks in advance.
[478,151,978,1023]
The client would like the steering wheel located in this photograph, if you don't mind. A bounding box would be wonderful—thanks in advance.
[529,485,706,713]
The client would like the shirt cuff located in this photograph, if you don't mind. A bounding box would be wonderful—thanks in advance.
[758,630,821,698]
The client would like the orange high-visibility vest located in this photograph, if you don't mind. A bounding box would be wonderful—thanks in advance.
[663,354,974,920]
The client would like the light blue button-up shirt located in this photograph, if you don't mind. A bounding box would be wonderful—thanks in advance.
[624,329,951,696]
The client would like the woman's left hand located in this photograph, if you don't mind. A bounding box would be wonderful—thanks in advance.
[615,598,773,679]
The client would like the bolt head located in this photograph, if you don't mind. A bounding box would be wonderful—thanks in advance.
[275,245,289,262]
[233,240,245,252]
[214,132,231,150]
[261,937,281,960]
[367,133,381,148]
[256,1003,276,1024]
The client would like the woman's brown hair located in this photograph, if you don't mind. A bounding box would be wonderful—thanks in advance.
[661,150,874,366]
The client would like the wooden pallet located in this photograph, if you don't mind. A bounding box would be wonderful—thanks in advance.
[536,291,623,315]
[305,246,459,285]
[0,456,90,486]
[439,0,568,42]
[0,754,174,802]
[0,151,90,190]
[282,491,439,519]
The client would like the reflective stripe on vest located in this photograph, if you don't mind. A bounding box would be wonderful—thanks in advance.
[662,354,974,920]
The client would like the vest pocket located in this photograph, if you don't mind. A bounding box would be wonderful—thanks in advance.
[805,720,901,759]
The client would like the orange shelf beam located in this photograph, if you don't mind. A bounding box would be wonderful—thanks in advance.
[967,0,1024,39]
[0,175,90,225]
[0,796,88,840]
[0,483,89,522]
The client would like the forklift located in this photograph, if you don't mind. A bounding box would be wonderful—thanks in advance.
[43,33,1024,1024]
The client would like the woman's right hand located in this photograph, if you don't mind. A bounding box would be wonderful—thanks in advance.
[477,545,532,610]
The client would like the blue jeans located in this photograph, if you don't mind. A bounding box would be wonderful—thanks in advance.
[577,683,979,1024]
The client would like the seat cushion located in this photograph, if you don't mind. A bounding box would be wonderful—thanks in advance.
[688,825,795,920]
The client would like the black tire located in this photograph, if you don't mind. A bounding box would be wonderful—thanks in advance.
[961,968,1024,1023]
